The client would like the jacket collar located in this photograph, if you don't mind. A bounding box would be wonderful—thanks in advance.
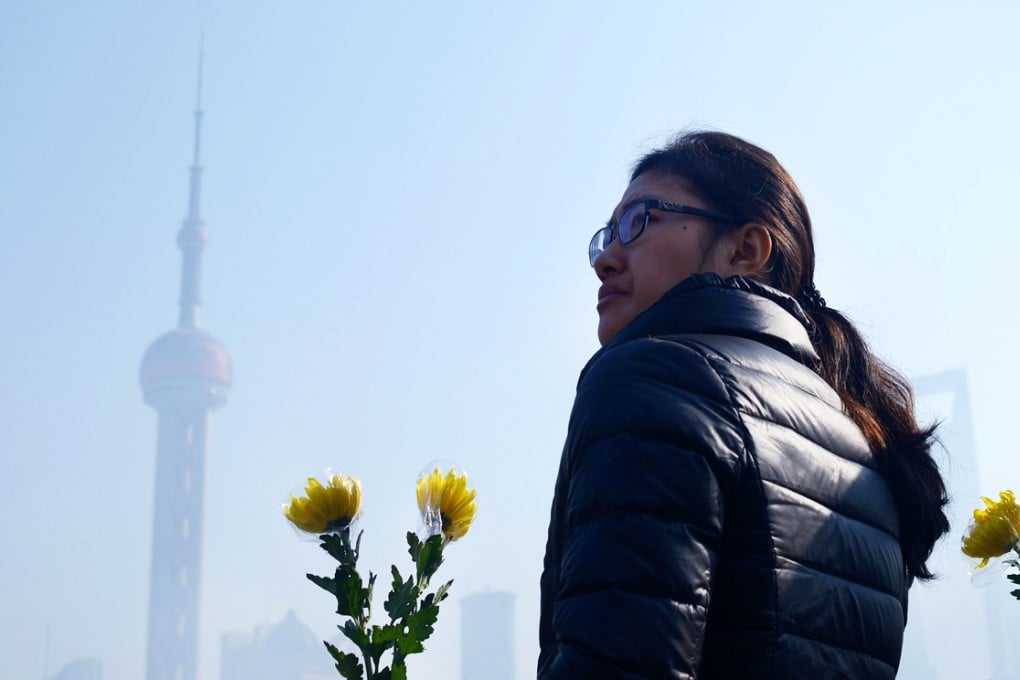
[583,273,819,378]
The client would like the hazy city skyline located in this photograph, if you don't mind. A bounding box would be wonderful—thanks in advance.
[5,3,1020,679]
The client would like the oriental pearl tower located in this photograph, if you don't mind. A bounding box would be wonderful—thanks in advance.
[139,50,232,680]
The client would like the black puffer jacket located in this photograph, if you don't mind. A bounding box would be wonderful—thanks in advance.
[538,274,907,679]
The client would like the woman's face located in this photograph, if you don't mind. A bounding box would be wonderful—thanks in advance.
[594,171,735,345]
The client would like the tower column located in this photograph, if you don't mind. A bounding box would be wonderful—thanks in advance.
[144,408,208,680]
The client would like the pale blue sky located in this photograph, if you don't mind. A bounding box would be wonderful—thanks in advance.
[3,2,1020,679]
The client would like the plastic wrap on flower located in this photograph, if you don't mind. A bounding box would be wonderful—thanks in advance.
[284,472,362,535]
[416,467,478,541]
[962,490,1020,569]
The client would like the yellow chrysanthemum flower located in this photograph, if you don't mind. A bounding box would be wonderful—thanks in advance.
[416,468,478,541]
[962,490,1020,568]
[284,474,362,534]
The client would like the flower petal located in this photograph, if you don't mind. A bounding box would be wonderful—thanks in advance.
[284,472,362,535]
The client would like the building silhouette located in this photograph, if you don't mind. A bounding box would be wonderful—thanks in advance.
[899,368,1018,679]
[460,591,515,680]
[48,658,102,680]
[220,610,334,680]
[140,51,232,680]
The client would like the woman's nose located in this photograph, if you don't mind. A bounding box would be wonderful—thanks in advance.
[593,239,623,279]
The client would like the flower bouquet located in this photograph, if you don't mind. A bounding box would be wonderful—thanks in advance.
[284,467,478,679]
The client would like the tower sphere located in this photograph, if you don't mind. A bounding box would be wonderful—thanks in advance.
[140,327,232,409]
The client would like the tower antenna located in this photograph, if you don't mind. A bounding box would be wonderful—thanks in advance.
[178,35,207,328]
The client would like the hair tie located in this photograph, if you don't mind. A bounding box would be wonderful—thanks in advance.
[800,283,827,311]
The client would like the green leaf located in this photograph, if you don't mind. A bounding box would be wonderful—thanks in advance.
[324,641,345,664]
[320,529,360,567]
[392,660,408,680]
[376,669,392,680]
[395,601,440,656]
[337,565,367,617]
[395,633,424,657]
[1012,588,1020,601]
[416,535,445,583]
[307,573,338,597]
[434,579,454,603]
[406,531,422,561]
[372,624,400,646]
[341,620,370,650]
[319,532,343,560]
[367,571,378,602]
[409,601,440,640]
[384,565,417,621]
[1007,573,1020,585]
[324,641,364,680]
[366,624,399,662]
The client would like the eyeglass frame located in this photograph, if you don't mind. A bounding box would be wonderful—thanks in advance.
[589,198,741,267]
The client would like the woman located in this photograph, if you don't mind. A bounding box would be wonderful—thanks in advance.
[538,131,948,679]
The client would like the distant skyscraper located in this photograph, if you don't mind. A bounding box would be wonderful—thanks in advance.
[220,610,335,680]
[140,50,232,680]
[48,658,102,680]
[899,369,1010,680]
[460,591,515,680]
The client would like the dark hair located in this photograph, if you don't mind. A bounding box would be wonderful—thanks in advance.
[632,130,949,581]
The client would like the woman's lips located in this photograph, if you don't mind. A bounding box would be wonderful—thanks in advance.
[597,285,625,309]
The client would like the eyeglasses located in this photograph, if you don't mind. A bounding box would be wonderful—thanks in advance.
[588,199,740,267]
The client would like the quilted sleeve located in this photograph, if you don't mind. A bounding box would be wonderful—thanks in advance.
[540,338,747,679]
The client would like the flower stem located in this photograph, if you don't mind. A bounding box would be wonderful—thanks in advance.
[361,644,374,680]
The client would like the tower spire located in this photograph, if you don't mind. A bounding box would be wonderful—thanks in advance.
[177,40,207,328]
[189,34,203,219]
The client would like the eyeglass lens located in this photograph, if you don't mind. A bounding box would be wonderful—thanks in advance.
[617,202,648,244]
[590,202,648,265]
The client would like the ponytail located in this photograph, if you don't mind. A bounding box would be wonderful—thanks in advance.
[804,299,949,581]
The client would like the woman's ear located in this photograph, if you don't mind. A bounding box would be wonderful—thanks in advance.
[716,223,772,277]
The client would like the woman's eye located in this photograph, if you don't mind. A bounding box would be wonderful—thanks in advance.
[619,207,645,239]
